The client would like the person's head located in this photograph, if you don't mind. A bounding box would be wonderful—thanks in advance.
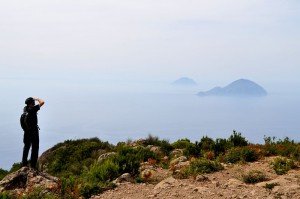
[25,97,35,107]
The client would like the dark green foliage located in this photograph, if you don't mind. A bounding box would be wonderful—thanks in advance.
[263,136,299,158]
[264,182,279,190]
[80,183,102,199]
[241,147,259,162]
[225,148,242,163]
[42,138,112,177]
[214,138,232,156]
[172,138,192,149]
[60,176,80,198]
[242,170,267,184]
[225,147,259,163]
[85,160,119,182]
[113,146,157,176]
[228,130,248,147]
[183,142,201,158]
[22,187,59,199]
[9,163,22,173]
[271,157,296,175]
[199,136,215,151]
[141,135,174,156]
[184,158,223,176]
[0,192,12,199]
[0,168,8,181]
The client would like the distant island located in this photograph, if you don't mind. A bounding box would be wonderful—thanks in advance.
[172,77,197,86]
[197,79,267,97]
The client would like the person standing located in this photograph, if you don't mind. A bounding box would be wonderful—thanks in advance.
[21,97,45,169]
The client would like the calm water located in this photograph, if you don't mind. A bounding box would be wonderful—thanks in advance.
[0,78,299,169]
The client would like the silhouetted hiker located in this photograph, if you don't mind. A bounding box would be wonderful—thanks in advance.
[21,97,45,169]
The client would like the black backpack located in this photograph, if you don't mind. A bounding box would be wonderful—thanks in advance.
[20,112,29,131]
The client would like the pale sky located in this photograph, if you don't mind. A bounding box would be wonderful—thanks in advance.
[0,0,299,85]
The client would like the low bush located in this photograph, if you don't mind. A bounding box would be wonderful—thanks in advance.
[228,131,248,147]
[184,158,223,176]
[42,138,113,177]
[214,138,232,156]
[271,157,296,175]
[224,148,242,163]
[85,159,119,183]
[264,182,279,190]
[0,168,8,181]
[199,136,215,152]
[241,147,259,162]
[183,143,201,158]
[225,147,259,163]
[172,138,192,149]
[140,135,174,156]
[242,170,267,184]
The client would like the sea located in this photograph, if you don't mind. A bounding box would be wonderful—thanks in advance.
[0,78,299,169]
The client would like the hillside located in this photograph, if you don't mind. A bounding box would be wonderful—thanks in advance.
[1,133,300,198]
[198,79,267,97]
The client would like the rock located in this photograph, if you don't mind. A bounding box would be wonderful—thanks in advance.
[195,175,209,182]
[113,173,133,184]
[173,161,190,171]
[97,152,117,163]
[170,156,187,167]
[147,145,162,155]
[154,177,177,190]
[224,178,245,188]
[170,149,184,158]
[140,169,157,181]
[0,167,59,195]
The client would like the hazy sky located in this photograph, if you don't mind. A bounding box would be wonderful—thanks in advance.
[1,0,299,85]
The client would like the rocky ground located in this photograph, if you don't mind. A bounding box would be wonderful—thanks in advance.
[93,157,300,199]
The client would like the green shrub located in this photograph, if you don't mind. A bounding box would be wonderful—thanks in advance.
[225,148,242,163]
[214,138,232,156]
[85,160,119,182]
[0,169,8,181]
[184,158,223,176]
[242,170,267,184]
[225,147,259,163]
[139,135,174,156]
[79,182,104,199]
[0,192,12,199]
[199,136,215,151]
[22,187,59,199]
[241,147,259,162]
[42,138,112,177]
[264,182,279,190]
[271,157,296,175]
[228,131,248,147]
[183,143,201,158]
[172,138,192,149]
[61,176,80,198]
[9,163,22,173]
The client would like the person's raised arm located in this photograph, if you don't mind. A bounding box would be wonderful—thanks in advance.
[34,97,45,107]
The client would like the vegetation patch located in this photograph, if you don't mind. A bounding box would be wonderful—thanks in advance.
[242,170,267,184]
[271,157,296,175]
[184,158,223,177]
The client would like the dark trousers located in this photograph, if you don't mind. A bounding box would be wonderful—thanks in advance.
[22,129,39,168]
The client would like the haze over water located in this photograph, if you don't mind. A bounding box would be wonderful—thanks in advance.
[1,77,299,169]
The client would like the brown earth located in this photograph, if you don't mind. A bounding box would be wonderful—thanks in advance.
[92,157,300,199]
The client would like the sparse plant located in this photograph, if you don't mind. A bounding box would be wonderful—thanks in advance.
[228,130,248,147]
[264,182,279,190]
[184,158,223,176]
[242,170,267,184]
[271,157,296,175]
